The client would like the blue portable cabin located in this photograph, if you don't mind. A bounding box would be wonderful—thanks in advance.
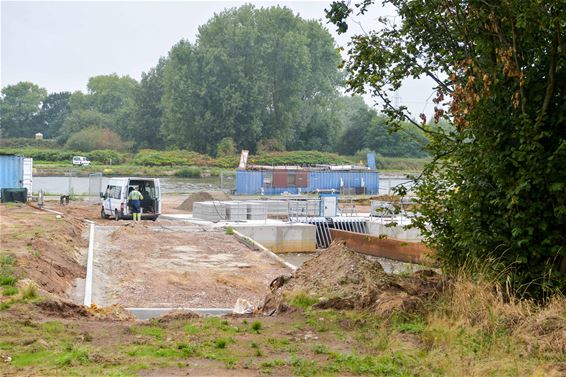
[0,155,24,196]
[235,168,379,195]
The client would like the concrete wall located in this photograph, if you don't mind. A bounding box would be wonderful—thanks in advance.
[367,221,422,241]
[233,223,317,253]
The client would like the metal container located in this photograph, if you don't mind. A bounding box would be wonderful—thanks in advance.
[235,169,379,195]
[0,155,24,198]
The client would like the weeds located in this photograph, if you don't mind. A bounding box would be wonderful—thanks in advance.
[287,292,318,309]
[214,338,227,349]
[2,286,17,296]
[251,321,262,333]
[21,282,38,300]
[225,227,235,235]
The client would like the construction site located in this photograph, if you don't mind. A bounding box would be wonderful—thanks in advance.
[1,156,564,376]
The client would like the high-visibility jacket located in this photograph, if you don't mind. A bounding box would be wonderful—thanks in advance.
[128,190,143,200]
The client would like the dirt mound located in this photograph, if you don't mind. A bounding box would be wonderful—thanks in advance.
[156,310,201,323]
[87,304,135,321]
[262,241,443,316]
[36,299,91,318]
[176,191,231,212]
[110,222,150,241]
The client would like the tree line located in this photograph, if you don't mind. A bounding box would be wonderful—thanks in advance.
[0,5,428,158]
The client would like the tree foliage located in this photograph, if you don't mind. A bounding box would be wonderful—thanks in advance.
[64,127,128,152]
[0,82,47,138]
[161,5,342,154]
[328,0,566,296]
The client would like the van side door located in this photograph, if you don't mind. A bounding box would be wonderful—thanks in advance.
[103,185,113,215]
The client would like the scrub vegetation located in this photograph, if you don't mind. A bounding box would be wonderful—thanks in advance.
[0,276,564,376]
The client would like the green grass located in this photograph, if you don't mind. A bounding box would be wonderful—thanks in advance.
[129,325,165,339]
[2,286,18,296]
[0,276,16,287]
[21,282,38,300]
[0,297,559,376]
[225,226,235,235]
[251,320,262,332]
[288,292,319,309]
[174,166,203,178]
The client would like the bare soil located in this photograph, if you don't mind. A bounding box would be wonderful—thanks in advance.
[0,203,86,296]
[263,241,444,316]
[92,222,290,308]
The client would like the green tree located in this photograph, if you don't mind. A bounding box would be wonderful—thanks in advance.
[161,5,342,154]
[64,74,139,140]
[35,92,71,139]
[327,0,566,296]
[334,96,428,157]
[58,108,113,142]
[0,82,47,138]
[216,137,236,157]
[131,58,166,149]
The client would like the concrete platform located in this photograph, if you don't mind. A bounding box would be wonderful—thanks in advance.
[161,214,317,253]
[233,223,317,253]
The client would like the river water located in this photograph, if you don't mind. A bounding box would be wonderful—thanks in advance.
[32,174,413,196]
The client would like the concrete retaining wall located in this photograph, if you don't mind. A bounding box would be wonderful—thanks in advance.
[367,221,422,241]
[234,223,317,253]
[330,229,435,265]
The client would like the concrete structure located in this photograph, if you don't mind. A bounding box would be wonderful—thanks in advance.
[246,202,267,220]
[367,220,422,242]
[192,201,227,221]
[224,201,247,221]
[233,223,317,253]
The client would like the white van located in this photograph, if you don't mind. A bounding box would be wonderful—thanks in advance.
[100,177,161,221]
[72,156,91,166]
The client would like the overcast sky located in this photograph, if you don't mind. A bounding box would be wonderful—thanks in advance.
[1,1,435,117]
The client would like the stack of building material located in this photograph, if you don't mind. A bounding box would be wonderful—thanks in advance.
[249,200,289,216]
[246,202,267,221]
[222,201,248,221]
[288,200,320,217]
[192,201,226,221]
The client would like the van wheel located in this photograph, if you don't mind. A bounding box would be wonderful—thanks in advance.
[114,210,120,221]
[101,207,109,219]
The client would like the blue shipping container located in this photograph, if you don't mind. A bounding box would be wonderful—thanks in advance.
[0,155,24,197]
[235,169,379,195]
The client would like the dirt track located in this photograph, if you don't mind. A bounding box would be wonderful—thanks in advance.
[91,222,290,308]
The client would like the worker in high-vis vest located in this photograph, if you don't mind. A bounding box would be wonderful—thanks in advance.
[127,186,144,221]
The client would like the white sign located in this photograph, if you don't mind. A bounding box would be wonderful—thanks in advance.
[238,150,249,169]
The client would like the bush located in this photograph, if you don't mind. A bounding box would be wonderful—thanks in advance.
[250,151,352,166]
[64,127,130,152]
[256,138,285,153]
[216,137,236,157]
[133,149,214,166]
[212,156,239,168]
[87,149,127,164]
[174,167,202,178]
[0,138,61,149]
[0,148,77,161]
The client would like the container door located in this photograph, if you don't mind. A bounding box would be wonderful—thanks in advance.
[23,158,33,197]
[322,196,337,217]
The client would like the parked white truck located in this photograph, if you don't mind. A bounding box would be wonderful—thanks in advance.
[100,177,161,221]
